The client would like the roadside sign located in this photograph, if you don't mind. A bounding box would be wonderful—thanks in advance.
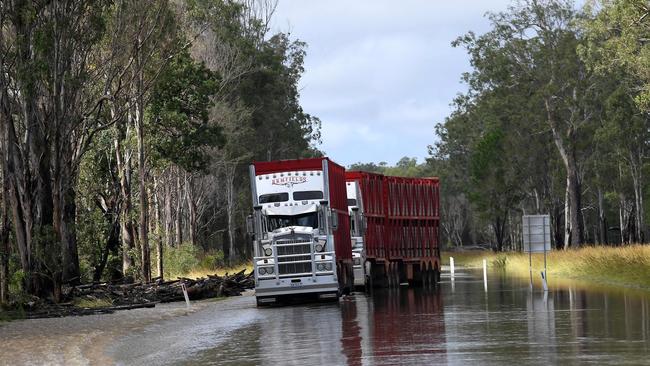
[522,214,551,253]
[522,214,550,292]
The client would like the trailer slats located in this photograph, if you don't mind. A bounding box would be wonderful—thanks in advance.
[346,171,440,264]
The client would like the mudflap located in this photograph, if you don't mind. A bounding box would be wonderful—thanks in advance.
[337,261,354,296]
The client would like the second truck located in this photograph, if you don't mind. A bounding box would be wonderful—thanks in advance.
[346,171,441,288]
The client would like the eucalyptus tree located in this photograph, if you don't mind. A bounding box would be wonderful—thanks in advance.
[581,0,650,243]
[451,0,602,248]
[0,0,117,298]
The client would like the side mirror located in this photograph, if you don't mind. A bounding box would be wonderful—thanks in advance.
[246,214,254,235]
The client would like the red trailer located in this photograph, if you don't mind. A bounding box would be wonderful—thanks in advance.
[346,171,440,287]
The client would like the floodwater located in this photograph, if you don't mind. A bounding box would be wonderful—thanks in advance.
[1,268,649,365]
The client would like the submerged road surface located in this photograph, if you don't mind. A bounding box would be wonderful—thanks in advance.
[1,269,649,365]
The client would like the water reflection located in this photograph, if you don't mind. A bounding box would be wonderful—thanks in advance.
[172,274,650,365]
[5,270,649,365]
[441,270,650,365]
[338,288,448,365]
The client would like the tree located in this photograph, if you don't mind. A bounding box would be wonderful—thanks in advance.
[451,0,600,248]
[0,0,115,298]
[582,0,650,243]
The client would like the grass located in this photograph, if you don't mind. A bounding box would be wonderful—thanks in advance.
[168,262,253,280]
[443,245,650,290]
[74,297,114,308]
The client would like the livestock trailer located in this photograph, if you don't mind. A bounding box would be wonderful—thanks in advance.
[346,171,440,287]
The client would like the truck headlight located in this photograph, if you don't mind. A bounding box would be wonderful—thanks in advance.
[258,266,274,276]
[353,258,361,266]
[264,247,272,256]
[325,263,332,271]
[315,243,324,252]
[316,263,325,271]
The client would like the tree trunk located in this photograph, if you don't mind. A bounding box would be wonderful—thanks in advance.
[492,214,506,252]
[164,175,173,248]
[61,186,80,284]
[175,170,183,245]
[136,100,151,283]
[546,99,583,249]
[226,165,237,264]
[0,143,9,304]
[564,176,571,250]
[187,175,197,247]
[94,216,120,282]
[115,128,135,274]
[154,177,163,279]
[597,186,608,245]
[631,154,644,243]
[552,205,563,250]
[619,195,625,245]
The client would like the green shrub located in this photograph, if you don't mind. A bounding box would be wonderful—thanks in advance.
[198,250,225,270]
[164,243,199,279]
[9,269,25,295]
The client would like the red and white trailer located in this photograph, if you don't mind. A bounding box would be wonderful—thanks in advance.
[346,171,441,287]
[249,157,353,305]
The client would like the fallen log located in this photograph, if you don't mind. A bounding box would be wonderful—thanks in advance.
[13,271,255,319]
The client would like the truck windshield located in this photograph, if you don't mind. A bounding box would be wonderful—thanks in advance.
[267,212,319,231]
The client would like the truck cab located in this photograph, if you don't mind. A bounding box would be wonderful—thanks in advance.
[249,158,353,305]
[346,180,367,288]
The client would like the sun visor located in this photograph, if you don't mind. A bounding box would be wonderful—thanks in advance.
[264,204,318,216]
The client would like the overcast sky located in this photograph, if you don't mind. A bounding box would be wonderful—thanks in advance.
[270,0,513,167]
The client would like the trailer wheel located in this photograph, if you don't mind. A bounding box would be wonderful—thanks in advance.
[424,263,433,288]
[432,266,441,288]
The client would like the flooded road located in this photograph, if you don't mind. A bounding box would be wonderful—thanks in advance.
[2,269,649,365]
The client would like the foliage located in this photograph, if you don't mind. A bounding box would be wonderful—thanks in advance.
[198,250,226,270]
[148,50,224,172]
[349,157,432,177]
[0,0,321,300]
[424,0,650,250]
[163,244,200,279]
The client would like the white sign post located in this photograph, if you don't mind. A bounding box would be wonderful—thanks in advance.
[522,214,551,291]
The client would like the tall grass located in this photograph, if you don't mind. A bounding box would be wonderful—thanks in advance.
[162,244,252,280]
[443,245,650,290]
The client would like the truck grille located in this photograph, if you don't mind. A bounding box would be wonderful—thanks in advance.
[278,254,311,263]
[274,234,313,275]
[276,243,311,256]
[278,262,312,275]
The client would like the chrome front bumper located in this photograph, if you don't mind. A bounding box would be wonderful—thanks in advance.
[255,274,339,297]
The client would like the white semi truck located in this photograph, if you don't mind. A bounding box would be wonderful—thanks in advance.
[248,157,354,306]
[346,179,368,288]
